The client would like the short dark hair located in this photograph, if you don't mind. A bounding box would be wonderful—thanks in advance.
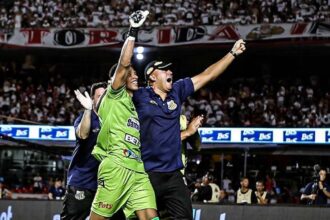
[55,177,62,182]
[240,176,249,182]
[256,180,264,185]
[90,82,107,97]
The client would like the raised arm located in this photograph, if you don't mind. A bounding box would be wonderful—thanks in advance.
[74,89,93,139]
[191,39,246,92]
[111,10,149,90]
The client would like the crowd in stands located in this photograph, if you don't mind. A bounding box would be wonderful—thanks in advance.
[0,55,79,125]
[1,55,329,127]
[183,74,330,127]
[0,0,329,29]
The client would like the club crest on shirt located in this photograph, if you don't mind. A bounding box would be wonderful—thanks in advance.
[75,190,85,200]
[167,100,177,110]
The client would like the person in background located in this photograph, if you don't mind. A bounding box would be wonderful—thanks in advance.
[236,177,257,204]
[301,168,330,205]
[48,178,65,200]
[219,189,229,204]
[193,173,220,203]
[255,180,271,205]
[61,82,125,220]
[0,178,12,199]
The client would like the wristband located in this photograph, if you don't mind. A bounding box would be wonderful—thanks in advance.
[127,26,138,38]
[230,50,237,58]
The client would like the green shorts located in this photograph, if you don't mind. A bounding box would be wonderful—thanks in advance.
[91,157,157,218]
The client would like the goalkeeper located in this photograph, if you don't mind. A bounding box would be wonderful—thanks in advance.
[89,10,158,220]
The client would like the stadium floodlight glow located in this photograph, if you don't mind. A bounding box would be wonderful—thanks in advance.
[136,53,144,60]
[136,46,144,54]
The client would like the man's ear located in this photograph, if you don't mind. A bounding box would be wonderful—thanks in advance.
[149,73,156,82]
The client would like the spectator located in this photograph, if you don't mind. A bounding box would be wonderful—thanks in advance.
[0,0,329,28]
[236,177,257,204]
[0,178,12,199]
[219,189,229,204]
[193,173,221,203]
[301,168,330,205]
[32,173,43,193]
[48,178,65,200]
[255,180,271,204]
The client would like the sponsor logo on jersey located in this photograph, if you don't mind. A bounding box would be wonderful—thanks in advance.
[124,133,140,146]
[123,148,142,162]
[98,202,113,209]
[149,100,158,106]
[127,117,140,131]
[97,178,105,187]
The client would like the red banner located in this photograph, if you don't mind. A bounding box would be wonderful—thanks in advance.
[0,22,329,48]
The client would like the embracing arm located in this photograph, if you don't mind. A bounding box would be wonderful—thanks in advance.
[74,89,93,139]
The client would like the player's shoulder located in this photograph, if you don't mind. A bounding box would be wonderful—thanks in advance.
[133,86,149,98]
[173,77,192,88]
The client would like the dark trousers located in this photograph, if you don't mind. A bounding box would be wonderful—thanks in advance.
[61,186,125,220]
[148,170,193,220]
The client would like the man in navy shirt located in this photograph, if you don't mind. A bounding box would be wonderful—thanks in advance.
[301,168,330,205]
[61,82,125,220]
[133,39,246,219]
[49,178,65,200]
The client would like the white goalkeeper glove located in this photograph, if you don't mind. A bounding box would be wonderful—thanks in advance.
[74,89,93,111]
[127,10,149,38]
[230,39,246,57]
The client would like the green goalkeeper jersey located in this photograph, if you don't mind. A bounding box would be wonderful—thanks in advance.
[92,85,145,173]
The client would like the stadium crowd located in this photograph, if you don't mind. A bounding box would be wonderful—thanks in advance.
[183,75,330,128]
[0,0,329,29]
[1,56,329,127]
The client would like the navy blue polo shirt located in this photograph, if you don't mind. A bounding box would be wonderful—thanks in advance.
[49,186,65,199]
[67,111,100,191]
[133,77,194,172]
[303,181,330,205]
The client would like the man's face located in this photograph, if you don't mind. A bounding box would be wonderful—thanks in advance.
[219,190,226,199]
[256,182,264,192]
[126,68,139,91]
[55,180,62,188]
[241,178,249,188]
[151,68,173,92]
[93,87,106,107]
[202,175,209,185]
[319,170,327,182]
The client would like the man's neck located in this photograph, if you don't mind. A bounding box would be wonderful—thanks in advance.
[152,85,167,101]
[127,90,133,97]
[241,187,249,193]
